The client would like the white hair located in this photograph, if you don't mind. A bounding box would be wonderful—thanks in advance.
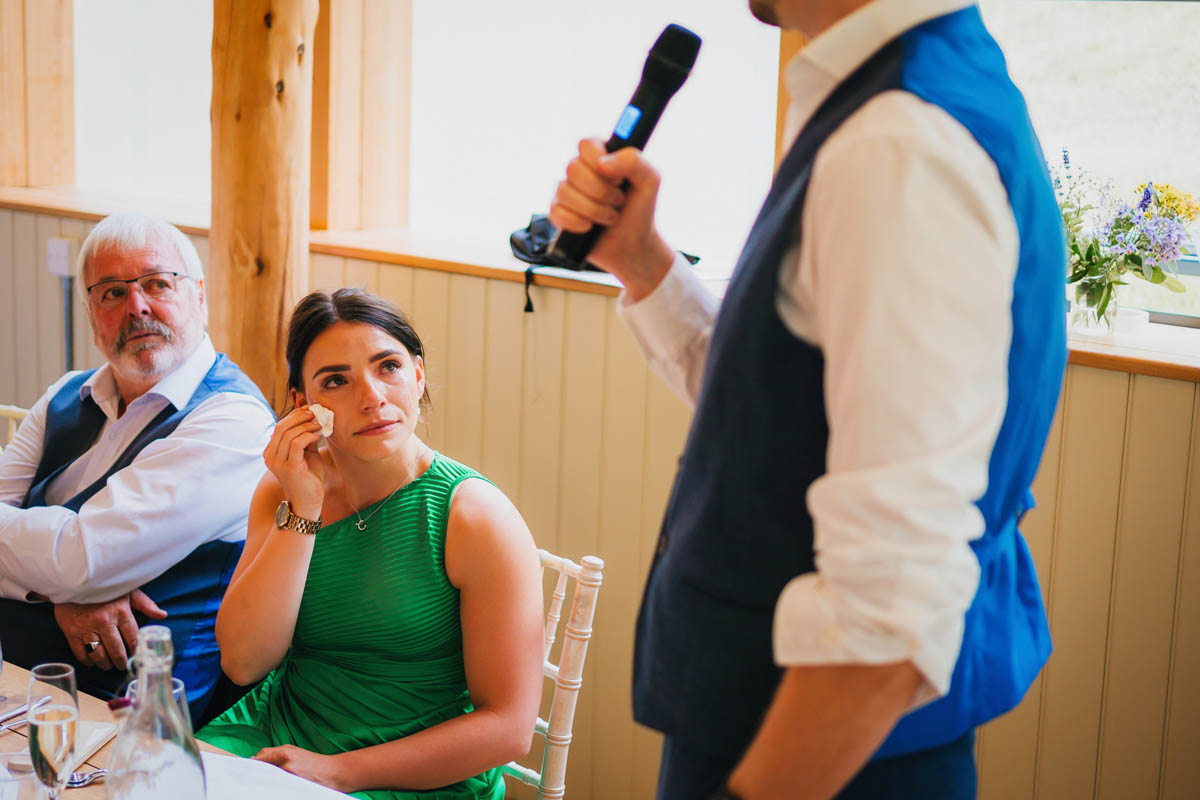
[76,213,204,300]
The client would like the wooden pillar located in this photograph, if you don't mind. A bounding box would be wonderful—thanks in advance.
[211,0,319,409]
[775,30,806,169]
[0,0,73,186]
[309,0,411,230]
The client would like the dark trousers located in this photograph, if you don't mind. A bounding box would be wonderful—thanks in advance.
[0,597,250,727]
[0,598,130,700]
[657,729,976,800]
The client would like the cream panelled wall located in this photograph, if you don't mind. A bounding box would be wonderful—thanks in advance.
[2,211,107,405]
[3,208,1200,799]
[975,366,1200,800]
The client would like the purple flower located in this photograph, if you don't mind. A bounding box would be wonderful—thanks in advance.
[1103,201,1187,271]
[1139,183,1154,212]
[1062,147,1071,168]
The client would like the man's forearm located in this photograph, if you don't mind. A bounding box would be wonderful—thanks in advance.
[727,661,924,800]
[0,503,92,601]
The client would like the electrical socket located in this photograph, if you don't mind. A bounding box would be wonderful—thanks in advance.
[47,236,78,278]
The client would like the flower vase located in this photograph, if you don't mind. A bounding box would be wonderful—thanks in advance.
[1070,280,1119,333]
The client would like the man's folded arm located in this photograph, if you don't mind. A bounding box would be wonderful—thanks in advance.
[0,393,273,603]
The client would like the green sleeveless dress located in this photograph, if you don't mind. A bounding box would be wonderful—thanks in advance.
[197,453,505,800]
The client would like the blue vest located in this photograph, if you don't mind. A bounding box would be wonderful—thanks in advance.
[632,7,1066,762]
[21,354,270,716]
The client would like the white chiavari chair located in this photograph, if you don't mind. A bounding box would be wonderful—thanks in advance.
[0,404,29,452]
[502,549,604,800]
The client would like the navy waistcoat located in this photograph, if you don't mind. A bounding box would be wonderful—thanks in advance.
[20,353,270,716]
[632,6,1066,762]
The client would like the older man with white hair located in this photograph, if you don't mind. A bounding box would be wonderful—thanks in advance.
[0,213,273,719]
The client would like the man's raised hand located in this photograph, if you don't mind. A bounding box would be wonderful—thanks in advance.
[549,138,675,301]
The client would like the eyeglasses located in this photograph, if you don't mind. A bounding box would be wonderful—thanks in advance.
[85,271,193,310]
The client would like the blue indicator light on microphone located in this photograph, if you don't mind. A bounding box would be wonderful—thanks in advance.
[614,105,642,140]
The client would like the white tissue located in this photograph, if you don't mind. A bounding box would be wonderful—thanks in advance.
[309,404,334,437]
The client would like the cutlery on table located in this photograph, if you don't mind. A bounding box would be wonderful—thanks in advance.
[0,696,51,735]
[0,716,29,735]
[67,769,107,788]
[0,701,29,725]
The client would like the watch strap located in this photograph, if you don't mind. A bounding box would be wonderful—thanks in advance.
[279,502,323,535]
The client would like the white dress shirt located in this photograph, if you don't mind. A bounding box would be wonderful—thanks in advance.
[619,0,1018,707]
[0,335,274,604]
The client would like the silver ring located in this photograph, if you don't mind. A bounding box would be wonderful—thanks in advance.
[83,640,101,654]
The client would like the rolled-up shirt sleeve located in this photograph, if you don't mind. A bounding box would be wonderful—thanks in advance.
[616,253,720,409]
[0,393,273,603]
[772,99,1020,707]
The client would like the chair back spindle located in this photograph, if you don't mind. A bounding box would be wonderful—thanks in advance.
[502,549,604,800]
[0,404,29,451]
[543,569,569,661]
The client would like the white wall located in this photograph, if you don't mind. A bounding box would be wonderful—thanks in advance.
[409,1,781,275]
[74,0,212,204]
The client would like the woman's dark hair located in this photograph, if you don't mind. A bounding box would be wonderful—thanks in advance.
[286,288,430,409]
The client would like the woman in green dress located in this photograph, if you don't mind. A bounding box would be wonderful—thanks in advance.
[198,289,544,799]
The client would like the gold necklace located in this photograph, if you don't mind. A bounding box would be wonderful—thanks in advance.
[347,448,428,531]
[349,483,403,531]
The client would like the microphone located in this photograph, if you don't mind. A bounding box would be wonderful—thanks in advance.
[547,23,701,270]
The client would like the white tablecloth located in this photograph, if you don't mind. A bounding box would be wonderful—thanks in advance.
[202,752,355,799]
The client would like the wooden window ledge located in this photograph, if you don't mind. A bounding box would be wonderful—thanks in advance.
[0,184,619,298]
[1067,323,1200,383]
[2,184,1199,382]
[308,226,620,298]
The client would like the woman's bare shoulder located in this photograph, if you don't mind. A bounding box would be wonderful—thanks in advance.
[445,477,536,586]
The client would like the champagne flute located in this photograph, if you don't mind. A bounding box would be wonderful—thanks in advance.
[26,663,78,800]
[125,676,192,732]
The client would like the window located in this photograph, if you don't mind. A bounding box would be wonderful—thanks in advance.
[980,0,1200,322]
[74,1,212,206]
[407,2,780,276]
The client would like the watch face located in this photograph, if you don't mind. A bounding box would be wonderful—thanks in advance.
[275,501,290,529]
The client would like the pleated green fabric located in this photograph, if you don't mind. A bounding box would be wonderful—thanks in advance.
[198,453,505,800]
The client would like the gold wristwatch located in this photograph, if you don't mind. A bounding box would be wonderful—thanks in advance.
[274,500,323,535]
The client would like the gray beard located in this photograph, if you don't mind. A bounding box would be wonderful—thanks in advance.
[127,341,171,375]
[110,323,201,379]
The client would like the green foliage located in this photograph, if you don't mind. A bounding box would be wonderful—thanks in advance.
[1062,194,1122,326]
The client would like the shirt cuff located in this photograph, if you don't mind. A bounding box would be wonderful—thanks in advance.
[772,572,955,710]
[616,252,718,355]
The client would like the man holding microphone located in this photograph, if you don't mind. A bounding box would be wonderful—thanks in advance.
[548,1,1065,798]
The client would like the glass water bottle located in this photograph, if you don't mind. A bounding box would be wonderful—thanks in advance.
[105,626,205,800]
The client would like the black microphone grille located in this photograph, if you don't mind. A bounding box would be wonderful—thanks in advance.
[653,24,701,68]
[644,24,701,91]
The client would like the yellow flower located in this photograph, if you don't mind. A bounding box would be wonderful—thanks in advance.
[1138,182,1200,222]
